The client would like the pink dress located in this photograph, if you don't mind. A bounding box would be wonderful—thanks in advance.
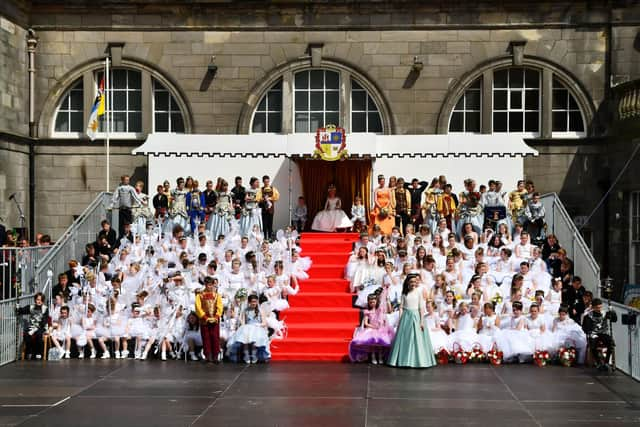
[349,307,396,362]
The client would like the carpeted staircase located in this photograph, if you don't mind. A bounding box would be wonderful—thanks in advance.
[270,232,360,361]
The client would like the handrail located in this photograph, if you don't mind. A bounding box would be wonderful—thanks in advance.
[35,192,111,273]
[542,192,600,275]
[540,192,601,295]
[34,192,112,297]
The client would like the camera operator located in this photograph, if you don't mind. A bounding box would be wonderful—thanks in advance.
[582,298,615,370]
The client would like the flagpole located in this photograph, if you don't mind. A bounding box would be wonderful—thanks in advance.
[105,56,110,191]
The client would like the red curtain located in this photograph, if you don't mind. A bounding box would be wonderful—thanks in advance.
[295,158,372,228]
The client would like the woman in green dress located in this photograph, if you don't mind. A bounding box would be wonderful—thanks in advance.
[388,274,437,368]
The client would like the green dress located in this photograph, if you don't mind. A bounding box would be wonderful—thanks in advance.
[387,288,437,368]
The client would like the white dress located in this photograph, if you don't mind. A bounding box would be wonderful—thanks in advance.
[478,314,501,350]
[526,315,554,352]
[498,315,534,361]
[449,313,491,352]
[311,197,353,232]
[552,317,587,364]
[425,313,450,352]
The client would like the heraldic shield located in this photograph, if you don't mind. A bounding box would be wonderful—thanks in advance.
[313,125,348,161]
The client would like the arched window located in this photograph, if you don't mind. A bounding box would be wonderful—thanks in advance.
[241,60,392,134]
[53,79,83,134]
[153,78,185,133]
[448,79,481,133]
[252,79,282,133]
[47,61,191,139]
[294,69,340,133]
[552,77,585,135]
[96,68,142,134]
[492,67,540,134]
[351,79,383,133]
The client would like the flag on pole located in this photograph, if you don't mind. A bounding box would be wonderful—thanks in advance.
[86,77,105,140]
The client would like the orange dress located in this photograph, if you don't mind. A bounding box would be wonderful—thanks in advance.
[370,188,395,235]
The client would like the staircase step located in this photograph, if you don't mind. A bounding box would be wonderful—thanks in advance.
[283,307,360,323]
[302,278,351,293]
[302,251,351,264]
[286,322,356,339]
[271,337,351,354]
[270,352,350,362]
[289,291,354,308]
[307,264,346,279]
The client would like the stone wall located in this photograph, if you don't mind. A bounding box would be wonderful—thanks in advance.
[0,15,28,136]
[612,26,640,84]
[0,138,29,233]
[33,143,147,239]
[32,27,607,137]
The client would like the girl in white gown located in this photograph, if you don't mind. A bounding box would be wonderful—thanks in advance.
[425,301,450,352]
[552,306,587,364]
[449,302,491,352]
[526,303,554,352]
[498,301,534,362]
[311,185,353,232]
[478,302,501,350]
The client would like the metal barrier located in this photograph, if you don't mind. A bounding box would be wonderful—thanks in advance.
[610,301,640,381]
[34,192,113,304]
[1,246,53,300]
[0,294,38,366]
[540,193,601,295]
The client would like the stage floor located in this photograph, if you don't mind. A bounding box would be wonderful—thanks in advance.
[0,361,639,427]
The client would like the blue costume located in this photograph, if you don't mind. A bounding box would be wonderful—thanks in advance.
[186,190,205,234]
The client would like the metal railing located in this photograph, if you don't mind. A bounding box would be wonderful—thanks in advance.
[540,193,601,295]
[34,192,113,304]
[1,246,53,300]
[0,294,39,366]
[609,301,640,381]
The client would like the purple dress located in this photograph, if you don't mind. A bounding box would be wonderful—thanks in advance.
[349,307,396,362]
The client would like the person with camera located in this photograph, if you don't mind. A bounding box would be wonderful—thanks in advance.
[582,298,615,370]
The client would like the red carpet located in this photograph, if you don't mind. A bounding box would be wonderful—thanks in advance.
[270,232,360,361]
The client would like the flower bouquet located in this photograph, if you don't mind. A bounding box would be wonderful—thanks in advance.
[487,346,503,366]
[452,342,469,365]
[533,350,551,367]
[436,348,450,365]
[557,346,577,367]
[378,208,389,219]
[469,344,486,363]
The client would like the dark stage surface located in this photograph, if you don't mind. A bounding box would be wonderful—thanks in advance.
[0,361,639,427]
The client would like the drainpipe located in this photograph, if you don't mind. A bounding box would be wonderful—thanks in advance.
[27,29,37,137]
[26,29,37,241]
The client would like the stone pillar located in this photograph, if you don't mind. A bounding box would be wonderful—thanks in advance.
[541,68,553,138]
[482,70,493,134]
[281,71,293,134]
[141,70,152,135]
[340,70,351,132]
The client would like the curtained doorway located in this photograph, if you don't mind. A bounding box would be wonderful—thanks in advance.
[295,158,372,231]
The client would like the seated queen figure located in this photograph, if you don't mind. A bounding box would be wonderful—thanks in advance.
[311,184,353,232]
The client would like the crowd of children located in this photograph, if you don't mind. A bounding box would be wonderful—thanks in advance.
[17,172,599,369]
[343,176,592,367]
[19,173,310,363]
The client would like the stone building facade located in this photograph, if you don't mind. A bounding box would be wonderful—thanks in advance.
[0,0,639,291]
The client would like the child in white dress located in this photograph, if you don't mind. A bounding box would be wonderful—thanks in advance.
[478,302,501,351]
[526,303,554,353]
[552,306,587,364]
[425,301,450,353]
[50,306,72,359]
[449,302,491,352]
[499,301,533,363]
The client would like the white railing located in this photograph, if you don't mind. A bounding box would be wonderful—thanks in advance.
[609,301,640,381]
[540,193,601,295]
[0,294,38,366]
[1,246,53,300]
[34,192,113,304]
